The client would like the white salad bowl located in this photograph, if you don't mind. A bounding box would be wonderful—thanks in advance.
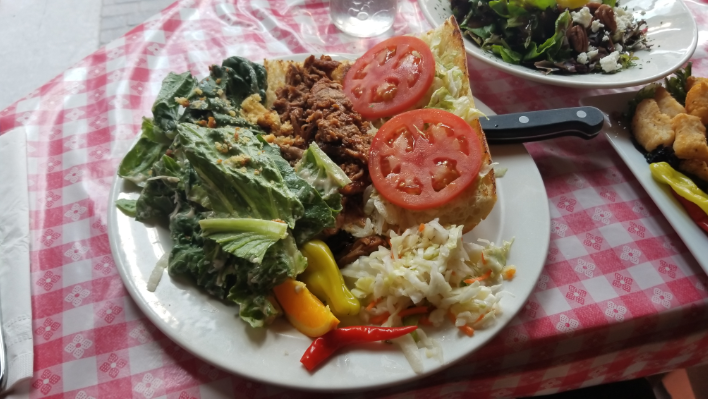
[418,0,698,88]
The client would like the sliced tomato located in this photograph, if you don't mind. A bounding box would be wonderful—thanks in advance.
[369,109,484,210]
[343,36,435,119]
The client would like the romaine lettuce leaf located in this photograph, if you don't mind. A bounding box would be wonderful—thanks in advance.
[116,199,137,217]
[261,139,341,245]
[227,235,307,327]
[152,72,197,141]
[118,118,170,187]
[199,218,288,264]
[295,142,351,204]
[177,123,304,227]
[180,57,267,129]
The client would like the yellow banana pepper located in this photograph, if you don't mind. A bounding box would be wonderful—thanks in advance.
[650,162,708,215]
[299,240,361,318]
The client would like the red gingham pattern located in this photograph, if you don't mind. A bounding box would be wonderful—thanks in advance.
[1,0,708,397]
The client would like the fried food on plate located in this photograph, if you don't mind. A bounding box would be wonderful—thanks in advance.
[672,113,708,163]
[632,99,675,152]
[679,159,708,183]
[687,76,708,91]
[686,81,708,125]
[655,86,686,117]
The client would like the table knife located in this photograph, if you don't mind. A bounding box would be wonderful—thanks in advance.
[481,106,604,144]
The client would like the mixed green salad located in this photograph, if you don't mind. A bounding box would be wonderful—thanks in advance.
[116,57,351,327]
[451,0,650,74]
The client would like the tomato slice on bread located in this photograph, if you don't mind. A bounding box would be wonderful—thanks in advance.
[369,109,484,210]
[343,36,435,119]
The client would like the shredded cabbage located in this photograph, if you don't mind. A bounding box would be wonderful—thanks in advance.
[341,219,514,330]
[420,28,486,124]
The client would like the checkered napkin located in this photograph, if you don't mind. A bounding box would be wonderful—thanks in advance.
[0,127,34,391]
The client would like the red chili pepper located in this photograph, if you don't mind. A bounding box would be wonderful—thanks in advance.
[300,325,418,371]
[671,189,708,234]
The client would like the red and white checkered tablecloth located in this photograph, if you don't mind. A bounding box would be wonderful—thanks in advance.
[1,0,708,397]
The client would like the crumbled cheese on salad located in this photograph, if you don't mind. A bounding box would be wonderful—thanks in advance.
[600,51,622,73]
[587,49,599,60]
[615,44,623,53]
[591,20,604,33]
[577,52,589,65]
[602,33,610,42]
[614,7,635,32]
[571,7,593,28]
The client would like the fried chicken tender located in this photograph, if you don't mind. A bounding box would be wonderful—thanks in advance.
[655,87,686,117]
[679,159,708,183]
[685,81,708,125]
[672,113,708,163]
[632,99,675,152]
[687,76,708,91]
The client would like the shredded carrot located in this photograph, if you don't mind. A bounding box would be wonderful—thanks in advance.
[481,252,487,265]
[399,306,430,318]
[366,298,379,311]
[503,266,516,280]
[418,223,425,232]
[464,269,492,285]
[419,316,433,326]
[459,325,475,337]
[370,312,390,324]
[447,311,456,324]
[474,313,485,324]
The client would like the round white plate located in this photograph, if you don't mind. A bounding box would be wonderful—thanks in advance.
[108,54,550,392]
[418,0,698,89]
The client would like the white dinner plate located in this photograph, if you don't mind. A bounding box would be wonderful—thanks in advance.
[418,0,698,89]
[108,54,550,392]
[581,92,708,274]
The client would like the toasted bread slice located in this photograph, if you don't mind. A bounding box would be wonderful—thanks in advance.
[377,16,496,233]
[261,17,496,234]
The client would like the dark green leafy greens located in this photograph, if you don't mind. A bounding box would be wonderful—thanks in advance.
[665,62,692,106]
[117,57,348,328]
[452,0,648,74]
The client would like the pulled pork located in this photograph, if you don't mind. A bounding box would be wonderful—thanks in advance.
[325,231,389,267]
[271,55,372,196]
[270,55,381,263]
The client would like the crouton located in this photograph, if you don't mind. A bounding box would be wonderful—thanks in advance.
[672,113,708,163]
[240,94,282,133]
[655,86,686,117]
[686,81,708,125]
[679,159,708,184]
[632,99,675,152]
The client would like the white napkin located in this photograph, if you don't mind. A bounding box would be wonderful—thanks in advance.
[0,127,34,392]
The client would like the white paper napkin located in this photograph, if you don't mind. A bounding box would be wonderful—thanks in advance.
[0,127,34,392]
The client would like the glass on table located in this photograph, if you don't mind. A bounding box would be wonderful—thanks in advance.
[330,0,398,38]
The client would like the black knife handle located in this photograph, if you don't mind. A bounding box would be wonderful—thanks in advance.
[479,106,604,145]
